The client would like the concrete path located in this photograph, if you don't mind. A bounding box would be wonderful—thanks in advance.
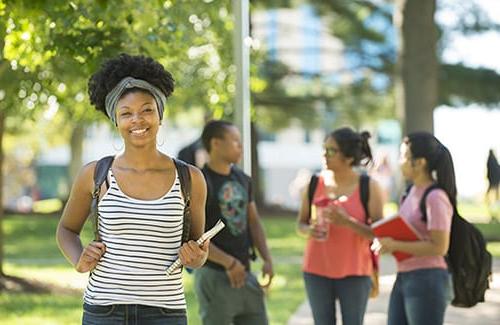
[288,257,500,325]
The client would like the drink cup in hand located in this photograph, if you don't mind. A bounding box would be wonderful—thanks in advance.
[311,213,329,241]
[311,194,347,241]
[311,197,330,241]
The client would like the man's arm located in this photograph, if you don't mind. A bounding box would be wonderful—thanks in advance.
[248,201,274,287]
[207,242,246,288]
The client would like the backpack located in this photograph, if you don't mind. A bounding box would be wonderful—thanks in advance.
[89,156,192,243]
[407,184,492,308]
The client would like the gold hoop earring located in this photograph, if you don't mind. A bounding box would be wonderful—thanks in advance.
[112,140,124,151]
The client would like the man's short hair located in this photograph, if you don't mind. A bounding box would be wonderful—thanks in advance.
[201,120,234,152]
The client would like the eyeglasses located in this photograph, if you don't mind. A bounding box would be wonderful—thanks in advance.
[324,147,340,157]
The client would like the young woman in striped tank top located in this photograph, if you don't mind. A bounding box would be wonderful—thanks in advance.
[56,54,209,325]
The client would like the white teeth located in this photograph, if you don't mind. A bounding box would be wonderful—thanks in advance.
[131,129,147,135]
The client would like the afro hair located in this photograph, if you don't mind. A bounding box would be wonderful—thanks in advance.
[88,53,175,115]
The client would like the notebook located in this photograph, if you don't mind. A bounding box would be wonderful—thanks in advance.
[371,215,421,261]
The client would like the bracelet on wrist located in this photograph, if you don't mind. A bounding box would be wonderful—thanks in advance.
[226,258,237,271]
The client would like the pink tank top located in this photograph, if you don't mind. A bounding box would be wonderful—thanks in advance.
[302,175,372,278]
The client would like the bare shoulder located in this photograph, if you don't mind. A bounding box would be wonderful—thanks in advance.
[169,155,204,183]
[368,175,382,191]
[188,165,206,185]
[74,160,99,194]
[59,160,99,229]
[188,164,203,176]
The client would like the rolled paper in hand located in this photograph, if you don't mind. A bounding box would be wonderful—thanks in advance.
[165,220,225,276]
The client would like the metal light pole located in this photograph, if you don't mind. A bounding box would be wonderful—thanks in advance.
[232,0,251,175]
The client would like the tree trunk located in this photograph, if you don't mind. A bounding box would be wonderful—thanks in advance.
[0,111,5,276]
[395,0,437,134]
[69,123,85,185]
[250,122,264,209]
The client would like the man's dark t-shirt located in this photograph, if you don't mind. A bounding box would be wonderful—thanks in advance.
[202,165,253,271]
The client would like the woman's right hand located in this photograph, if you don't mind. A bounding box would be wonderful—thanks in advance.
[298,222,326,239]
[309,223,326,239]
[75,241,106,273]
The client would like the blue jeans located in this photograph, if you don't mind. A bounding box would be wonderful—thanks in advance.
[194,266,268,325]
[82,303,186,325]
[388,268,452,325]
[303,272,372,325]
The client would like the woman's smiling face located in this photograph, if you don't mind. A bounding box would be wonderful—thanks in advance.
[115,90,160,148]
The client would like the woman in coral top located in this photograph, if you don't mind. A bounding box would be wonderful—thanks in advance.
[297,127,384,325]
[378,132,454,325]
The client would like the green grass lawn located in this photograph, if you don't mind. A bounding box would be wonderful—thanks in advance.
[1,211,499,325]
[0,214,306,325]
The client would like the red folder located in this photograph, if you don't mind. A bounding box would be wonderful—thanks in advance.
[371,215,421,262]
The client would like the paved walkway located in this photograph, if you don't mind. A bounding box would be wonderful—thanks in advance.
[288,257,500,325]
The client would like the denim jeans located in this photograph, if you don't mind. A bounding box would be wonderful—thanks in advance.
[82,303,186,325]
[303,272,372,325]
[194,266,268,325]
[388,268,453,325]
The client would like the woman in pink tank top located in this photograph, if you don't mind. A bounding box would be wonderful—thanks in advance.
[297,127,385,325]
[378,132,455,325]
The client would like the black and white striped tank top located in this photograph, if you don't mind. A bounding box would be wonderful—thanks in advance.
[83,168,186,309]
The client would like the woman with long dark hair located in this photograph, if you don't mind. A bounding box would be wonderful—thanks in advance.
[378,132,454,325]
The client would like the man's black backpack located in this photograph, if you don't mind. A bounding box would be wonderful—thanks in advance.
[409,184,492,308]
[89,156,192,243]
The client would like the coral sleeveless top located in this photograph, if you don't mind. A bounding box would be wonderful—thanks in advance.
[303,175,372,278]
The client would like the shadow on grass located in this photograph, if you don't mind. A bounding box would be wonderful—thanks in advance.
[0,274,81,295]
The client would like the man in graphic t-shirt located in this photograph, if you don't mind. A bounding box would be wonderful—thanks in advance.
[194,120,274,325]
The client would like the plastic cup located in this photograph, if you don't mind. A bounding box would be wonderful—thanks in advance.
[312,213,329,241]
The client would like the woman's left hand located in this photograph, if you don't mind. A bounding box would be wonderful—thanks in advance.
[179,239,210,269]
[377,237,397,254]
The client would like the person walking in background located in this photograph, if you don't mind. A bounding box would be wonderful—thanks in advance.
[177,137,208,168]
[297,127,385,325]
[486,149,500,203]
[371,152,395,203]
[56,53,209,325]
[378,132,454,325]
[194,120,274,325]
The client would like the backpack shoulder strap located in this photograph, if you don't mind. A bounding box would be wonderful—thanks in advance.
[359,173,370,223]
[91,156,115,241]
[401,184,413,205]
[173,158,192,243]
[307,174,319,221]
[419,183,441,222]
[93,156,114,191]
